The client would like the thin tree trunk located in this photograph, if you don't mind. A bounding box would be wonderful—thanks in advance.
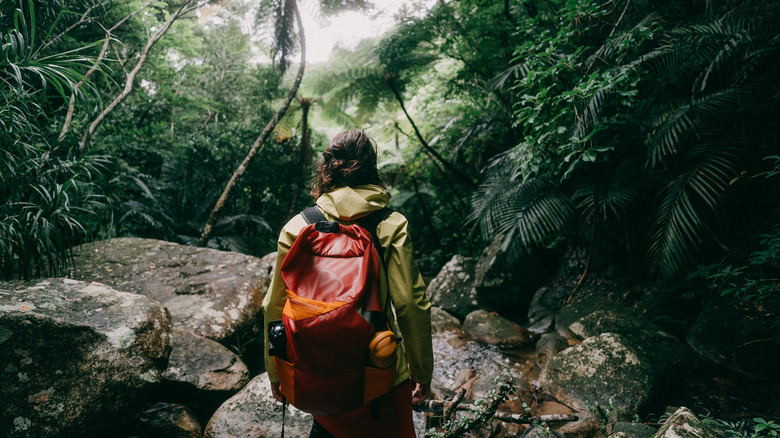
[60,1,155,142]
[79,0,198,148]
[198,0,306,246]
[387,81,477,188]
[288,98,312,217]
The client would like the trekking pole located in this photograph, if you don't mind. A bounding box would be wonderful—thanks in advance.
[281,397,287,438]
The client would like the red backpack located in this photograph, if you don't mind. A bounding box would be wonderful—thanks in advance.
[269,207,397,416]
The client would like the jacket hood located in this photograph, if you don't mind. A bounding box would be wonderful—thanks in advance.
[316,185,390,221]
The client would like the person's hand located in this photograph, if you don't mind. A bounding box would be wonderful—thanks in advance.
[270,381,284,403]
[412,382,430,405]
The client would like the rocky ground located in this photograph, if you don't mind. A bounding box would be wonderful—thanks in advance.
[1,237,777,437]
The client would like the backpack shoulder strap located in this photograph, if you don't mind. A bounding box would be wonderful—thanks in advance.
[301,206,393,260]
[356,207,394,261]
[301,206,327,224]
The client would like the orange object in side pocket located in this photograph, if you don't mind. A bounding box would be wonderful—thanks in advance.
[274,356,296,405]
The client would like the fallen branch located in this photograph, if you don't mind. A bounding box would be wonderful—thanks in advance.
[414,400,579,425]
[443,388,466,422]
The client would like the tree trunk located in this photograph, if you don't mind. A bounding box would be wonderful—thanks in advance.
[59,0,155,142]
[79,0,198,148]
[387,80,477,188]
[198,0,306,247]
[288,97,312,217]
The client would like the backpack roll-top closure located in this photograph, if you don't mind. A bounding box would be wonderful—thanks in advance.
[281,223,379,305]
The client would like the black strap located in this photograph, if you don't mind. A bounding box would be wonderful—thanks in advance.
[301,206,327,225]
[301,206,394,262]
[356,207,394,262]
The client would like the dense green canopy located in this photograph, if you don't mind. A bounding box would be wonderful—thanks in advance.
[2,0,778,306]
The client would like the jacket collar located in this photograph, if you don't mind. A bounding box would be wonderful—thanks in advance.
[316,185,390,221]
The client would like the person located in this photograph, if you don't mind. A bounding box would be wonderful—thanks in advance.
[261,129,434,438]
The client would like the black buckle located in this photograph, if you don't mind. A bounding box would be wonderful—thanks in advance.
[315,221,340,233]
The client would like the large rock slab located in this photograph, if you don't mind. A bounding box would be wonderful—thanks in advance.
[204,373,311,438]
[72,237,272,342]
[539,333,658,414]
[162,328,249,401]
[462,309,533,348]
[0,279,172,438]
[427,255,480,320]
[527,284,570,330]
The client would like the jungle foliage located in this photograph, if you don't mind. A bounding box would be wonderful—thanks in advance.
[2,0,778,303]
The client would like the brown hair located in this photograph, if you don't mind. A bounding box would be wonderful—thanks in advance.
[311,130,384,199]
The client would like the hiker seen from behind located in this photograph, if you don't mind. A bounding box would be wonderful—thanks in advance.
[262,129,434,437]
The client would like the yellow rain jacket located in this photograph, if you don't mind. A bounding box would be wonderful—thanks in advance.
[262,184,434,387]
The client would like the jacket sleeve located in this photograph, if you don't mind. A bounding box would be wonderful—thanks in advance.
[261,215,306,383]
[385,215,434,385]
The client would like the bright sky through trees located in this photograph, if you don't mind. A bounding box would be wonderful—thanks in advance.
[300,0,437,63]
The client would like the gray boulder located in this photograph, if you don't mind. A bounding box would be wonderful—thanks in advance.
[524,426,562,437]
[72,237,272,342]
[431,306,462,333]
[611,421,657,438]
[462,309,533,348]
[473,235,550,320]
[568,309,686,374]
[527,285,570,328]
[427,255,479,320]
[536,333,569,369]
[539,333,658,414]
[162,328,249,400]
[651,407,716,438]
[204,373,310,438]
[138,402,202,438]
[0,279,172,438]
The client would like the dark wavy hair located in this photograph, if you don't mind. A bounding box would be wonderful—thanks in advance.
[311,130,384,199]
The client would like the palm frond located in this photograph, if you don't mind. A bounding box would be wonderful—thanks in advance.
[648,88,743,165]
[469,155,574,252]
[586,12,659,68]
[269,0,297,73]
[648,145,740,277]
[573,184,636,223]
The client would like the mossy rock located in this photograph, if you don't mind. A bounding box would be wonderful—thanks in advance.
[540,333,659,415]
